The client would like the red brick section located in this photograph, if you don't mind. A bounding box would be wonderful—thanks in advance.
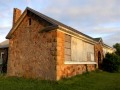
[13,8,21,26]
[7,13,57,80]
[56,31,96,80]
[94,43,104,68]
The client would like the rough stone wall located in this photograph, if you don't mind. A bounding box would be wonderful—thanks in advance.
[13,8,21,26]
[56,31,96,80]
[94,43,103,68]
[7,13,57,80]
[0,48,8,73]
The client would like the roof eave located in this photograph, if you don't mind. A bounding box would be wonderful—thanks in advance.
[6,8,28,39]
[103,43,114,49]
[58,26,97,44]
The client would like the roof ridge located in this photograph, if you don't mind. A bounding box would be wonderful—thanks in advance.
[26,7,94,40]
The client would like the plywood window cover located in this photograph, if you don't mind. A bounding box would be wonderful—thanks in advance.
[64,34,96,64]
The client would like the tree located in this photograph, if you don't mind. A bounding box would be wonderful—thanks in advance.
[113,43,120,56]
[102,53,120,72]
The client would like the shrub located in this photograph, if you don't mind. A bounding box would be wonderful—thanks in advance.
[102,53,120,72]
[113,43,120,56]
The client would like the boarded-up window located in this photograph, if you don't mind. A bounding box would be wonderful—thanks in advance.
[87,52,94,61]
[64,34,71,61]
[85,42,95,61]
[64,34,95,62]
[90,53,94,61]
[71,37,83,61]
[71,37,95,62]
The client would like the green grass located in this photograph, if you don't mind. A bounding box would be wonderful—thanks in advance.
[0,71,120,90]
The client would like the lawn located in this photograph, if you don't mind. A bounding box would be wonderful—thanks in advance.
[0,71,120,90]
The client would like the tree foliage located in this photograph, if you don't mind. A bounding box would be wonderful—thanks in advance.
[113,43,120,56]
[102,53,120,72]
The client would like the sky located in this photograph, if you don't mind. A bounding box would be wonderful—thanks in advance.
[0,0,120,46]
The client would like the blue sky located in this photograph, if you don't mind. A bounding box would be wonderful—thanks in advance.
[0,0,120,46]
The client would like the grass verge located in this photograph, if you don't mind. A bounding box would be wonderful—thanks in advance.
[0,71,120,90]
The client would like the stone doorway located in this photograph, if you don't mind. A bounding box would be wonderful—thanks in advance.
[98,51,102,69]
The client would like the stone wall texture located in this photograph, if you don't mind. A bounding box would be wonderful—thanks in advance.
[8,11,98,80]
[7,12,57,80]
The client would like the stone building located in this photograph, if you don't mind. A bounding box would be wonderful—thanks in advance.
[0,40,9,73]
[5,7,115,80]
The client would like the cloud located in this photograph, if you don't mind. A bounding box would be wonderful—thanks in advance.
[41,0,120,46]
[89,27,120,35]
[103,32,120,46]
[43,0,120,23]
[0,0,120,46]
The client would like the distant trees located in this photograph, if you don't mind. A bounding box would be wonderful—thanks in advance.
[102,53,120,72]
[113,43,120,56]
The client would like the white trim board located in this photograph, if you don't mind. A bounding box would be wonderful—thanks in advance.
[65,61,97,64]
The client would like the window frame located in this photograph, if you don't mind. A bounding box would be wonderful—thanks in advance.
[64,34,96,64]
